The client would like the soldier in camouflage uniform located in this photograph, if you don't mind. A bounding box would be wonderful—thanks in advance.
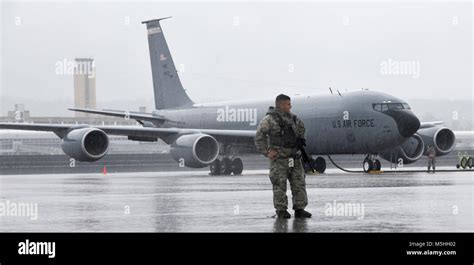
[255,94,312,219]
[427,145,436,173]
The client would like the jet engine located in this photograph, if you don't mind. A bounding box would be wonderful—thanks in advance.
[170,134,220,168]
[417,126,456,156]
[61,128,109,161]
[380,134,425,164]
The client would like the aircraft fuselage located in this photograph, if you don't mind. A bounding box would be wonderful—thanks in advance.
[154,90,420,155]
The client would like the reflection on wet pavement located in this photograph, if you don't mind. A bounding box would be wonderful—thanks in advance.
[0,169,472,232]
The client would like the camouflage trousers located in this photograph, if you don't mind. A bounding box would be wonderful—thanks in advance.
[269,157,308,211]
[428,157,436,172]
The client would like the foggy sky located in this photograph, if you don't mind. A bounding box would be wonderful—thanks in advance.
[1,1,472,116]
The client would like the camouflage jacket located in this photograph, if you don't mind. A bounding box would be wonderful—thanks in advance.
[255,106,306,158]
[427,146,436,157]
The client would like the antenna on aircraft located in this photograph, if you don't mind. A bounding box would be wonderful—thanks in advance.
[329,87,333,94]
[337,90,342,97]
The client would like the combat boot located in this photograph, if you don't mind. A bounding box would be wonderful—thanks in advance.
[295,209,312,218]
[276,210,291,219]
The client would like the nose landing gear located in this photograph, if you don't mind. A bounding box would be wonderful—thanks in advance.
[363,155,381,173]
[304,156,326,174]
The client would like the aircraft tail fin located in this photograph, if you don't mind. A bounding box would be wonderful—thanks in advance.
[142,17,194,110]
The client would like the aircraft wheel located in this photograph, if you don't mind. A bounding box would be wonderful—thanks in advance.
[315,157,326,173]
[460,157,468,169]
[220,157,232,175]
[468,157,473,169]
[374,159,381,171]
[231,158,243,175]
[210,159,221,175]
[363,158,374,173]
[456,164,460,169]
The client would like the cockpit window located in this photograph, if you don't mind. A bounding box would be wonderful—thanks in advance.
[388,103,403,110]
[372,104,382,112]
[373,102,411,112]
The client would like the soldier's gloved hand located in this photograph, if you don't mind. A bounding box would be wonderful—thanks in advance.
[296,137,306,148]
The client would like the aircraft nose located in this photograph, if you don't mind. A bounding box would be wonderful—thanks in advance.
[384,110,420,138]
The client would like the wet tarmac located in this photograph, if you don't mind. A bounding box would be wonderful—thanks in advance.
[0,151,467,175]
[0,168,472,232]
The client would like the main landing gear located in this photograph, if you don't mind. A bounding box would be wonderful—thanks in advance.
[209,144,243,176]
[362,154,381,173]
[209,157,243,176]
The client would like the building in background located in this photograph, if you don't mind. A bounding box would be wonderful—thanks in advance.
[74,58,96,117]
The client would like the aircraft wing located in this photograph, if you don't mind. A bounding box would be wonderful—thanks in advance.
[68,108,183,124]
[0,123,256,144]
[419,121,444,129]
[98,126,256,144]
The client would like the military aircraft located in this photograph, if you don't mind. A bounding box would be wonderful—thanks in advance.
[0,17,456,174]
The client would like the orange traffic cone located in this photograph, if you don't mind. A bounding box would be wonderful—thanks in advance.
[103,162,107,175]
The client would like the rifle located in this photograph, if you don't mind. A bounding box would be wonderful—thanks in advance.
[269,111,316,173]
[296,137,316,173]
